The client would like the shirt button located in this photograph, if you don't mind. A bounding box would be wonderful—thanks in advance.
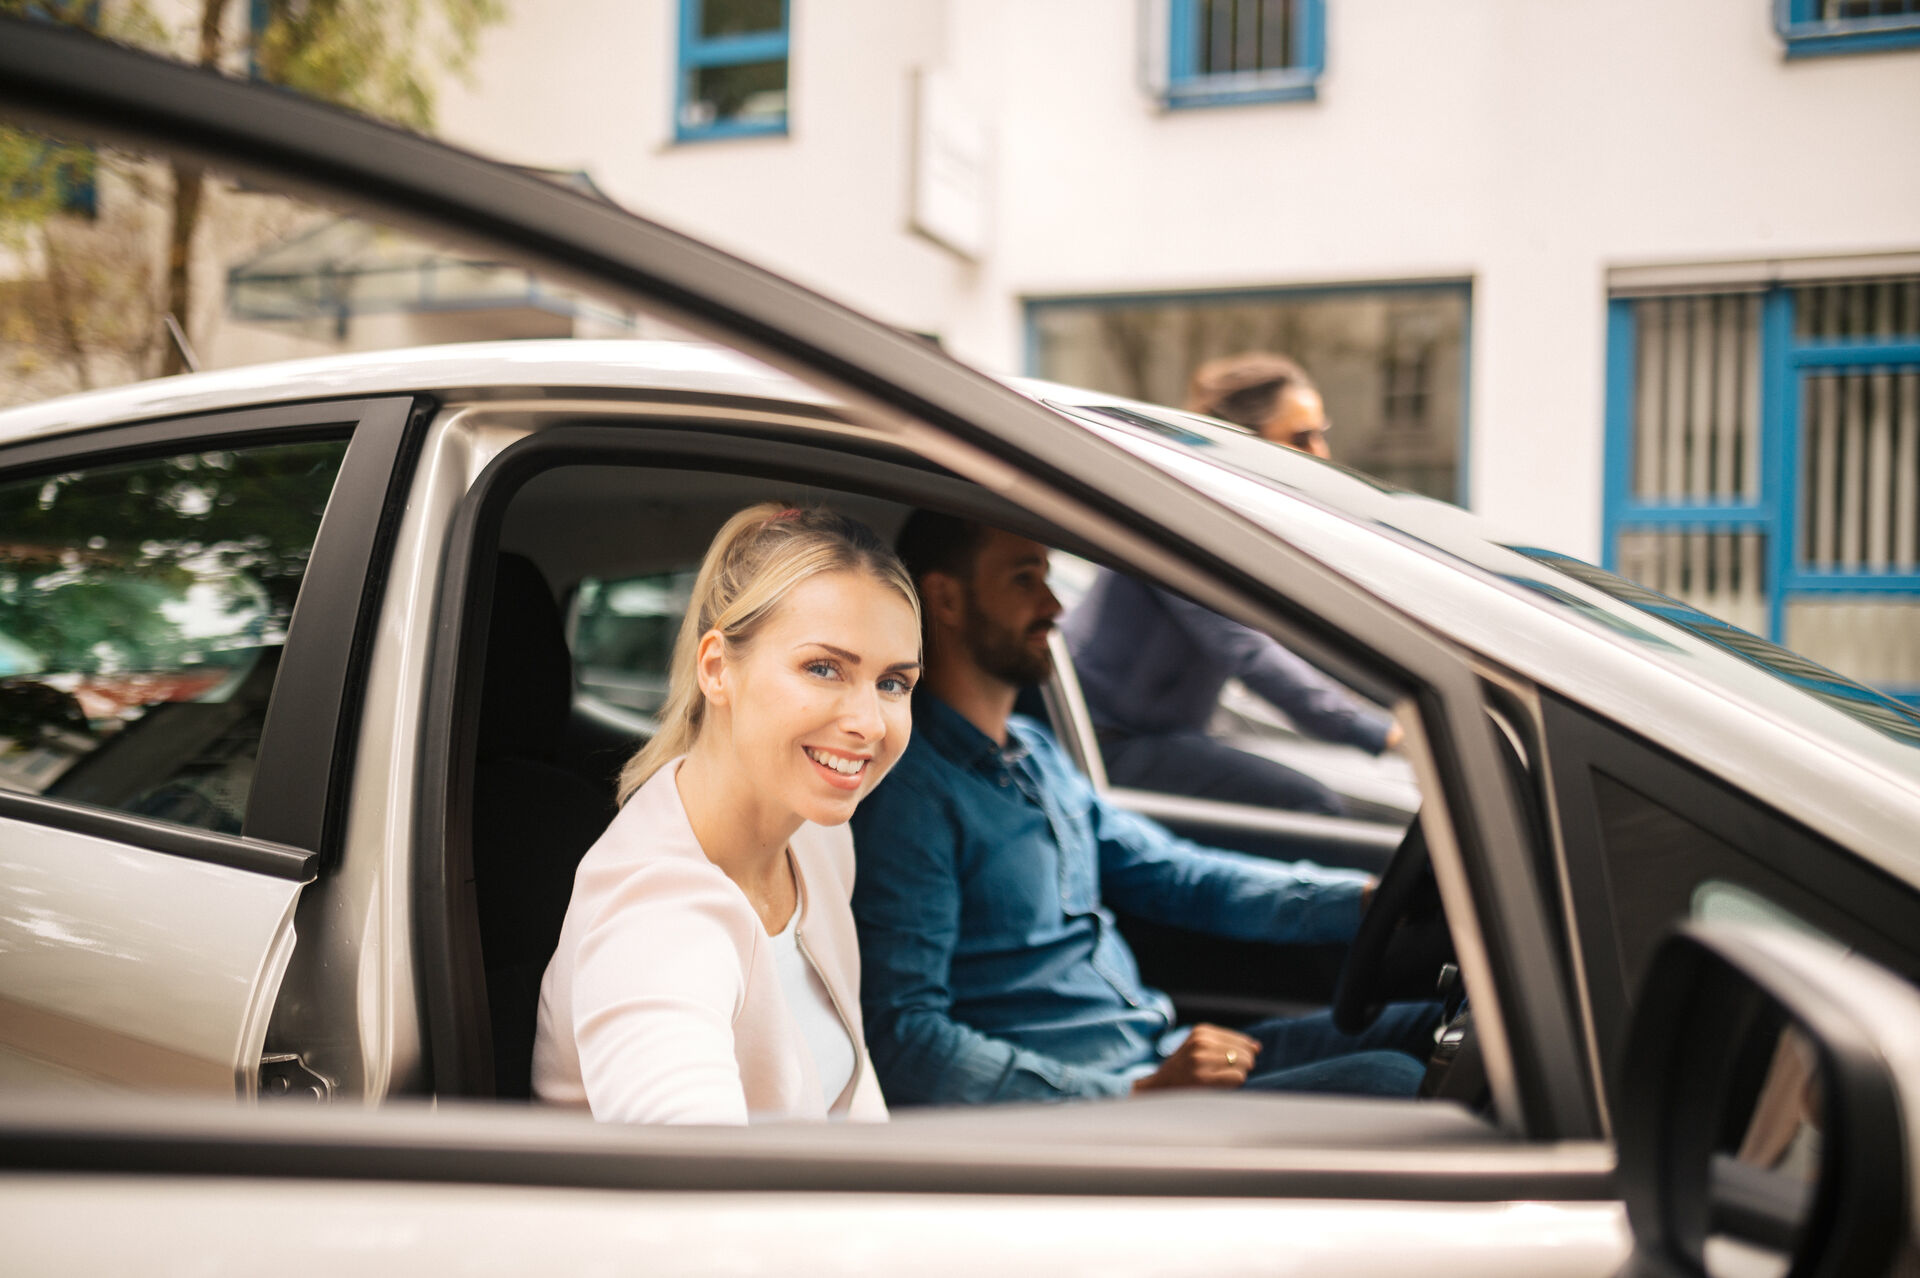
[998,776,1010,786]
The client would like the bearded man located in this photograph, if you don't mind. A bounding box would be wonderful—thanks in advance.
[847,510,1439,1106]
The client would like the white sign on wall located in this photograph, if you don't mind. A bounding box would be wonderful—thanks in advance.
[909,67,989,262]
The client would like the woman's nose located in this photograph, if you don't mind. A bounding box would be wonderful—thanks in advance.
[840,685,887,739]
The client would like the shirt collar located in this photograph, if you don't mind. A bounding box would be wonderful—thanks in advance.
[915,692,1029,774]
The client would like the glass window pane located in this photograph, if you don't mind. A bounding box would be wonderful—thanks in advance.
[0,439,348,832]
[1799,371,1920,571]
[569,568,698,720]
[1793,278,1920,341]
[683,60,789,132]
[699,0,784,39]
[1629,294,1763,503]
[1029,288,1467,502]
[1614,528,1770,637]
[1785,596,1920,692]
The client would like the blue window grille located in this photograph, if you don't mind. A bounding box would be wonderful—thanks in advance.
[1166,0,1325,108]
[675,0,791,142]
[1776,0,1920,57]
[1604,278,1920,702]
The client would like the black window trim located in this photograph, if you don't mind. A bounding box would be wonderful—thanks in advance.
[0,395,424,875]
[1539,688,1920,1089]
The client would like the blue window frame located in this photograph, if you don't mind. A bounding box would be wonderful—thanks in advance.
[675,0,791,143]
[1776,0,1920,57]
[1604,278,1920,702]
[1165,0,1325,107]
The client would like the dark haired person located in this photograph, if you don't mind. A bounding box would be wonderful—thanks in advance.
[1063,352,1399,816]
[849,511,1437,1106]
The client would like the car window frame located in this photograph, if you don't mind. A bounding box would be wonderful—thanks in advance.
[1538,687,1920,1105]
[0,396,423,877]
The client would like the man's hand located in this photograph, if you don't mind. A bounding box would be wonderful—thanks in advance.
[1131,1023,1260,1093]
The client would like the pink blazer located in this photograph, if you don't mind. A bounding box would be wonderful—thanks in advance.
[532,760,888,1124]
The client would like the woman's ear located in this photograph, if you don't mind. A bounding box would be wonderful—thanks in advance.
[694,629,730,707]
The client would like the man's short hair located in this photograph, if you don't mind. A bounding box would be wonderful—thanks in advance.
[894,509,987,585]
[1187,352,1313,431]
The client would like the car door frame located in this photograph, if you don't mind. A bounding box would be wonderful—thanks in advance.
[0,395,419,1094]
[0,18,1595,1141]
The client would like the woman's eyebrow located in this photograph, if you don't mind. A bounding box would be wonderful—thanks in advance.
[803,643,921,675]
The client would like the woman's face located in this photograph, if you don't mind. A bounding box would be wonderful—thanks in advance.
[709,569,921,829]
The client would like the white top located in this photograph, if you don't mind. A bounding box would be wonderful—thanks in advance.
[532,760,887,1125]
[768,906,856,1112]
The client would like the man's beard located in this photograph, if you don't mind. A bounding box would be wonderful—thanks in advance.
[963,592,1054,688]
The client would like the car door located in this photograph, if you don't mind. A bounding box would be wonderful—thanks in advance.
[0,398,416,1097]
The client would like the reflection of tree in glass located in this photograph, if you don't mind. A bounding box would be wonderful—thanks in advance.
[0,440,346,675]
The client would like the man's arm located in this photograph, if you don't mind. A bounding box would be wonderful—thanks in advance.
[850,774,1133,1106]
[1085,781,1370,945]
[1154,587,1394,754]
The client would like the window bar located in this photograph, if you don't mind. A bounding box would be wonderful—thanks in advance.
[1841,373,1866,568]
[1742,294,1764,496]
[1236,0,1260,73]
[1689,295,1714,500]
[1209,0,1234,74]
[1663,298,1690,498]
[1635,300,1665,498]
[1899,373,1920,569]
[1868,371,1894,569]
[1714,296,1741,499]
[1261,0,1290,69]
[1812,376,1839,567]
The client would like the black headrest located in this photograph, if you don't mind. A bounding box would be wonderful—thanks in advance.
[478,553,573,759]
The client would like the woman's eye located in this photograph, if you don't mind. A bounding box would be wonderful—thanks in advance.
[804,660,840,680]
[878,676,914,697]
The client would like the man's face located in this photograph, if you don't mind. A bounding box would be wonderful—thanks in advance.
[956,528,1060,688]
[1260,385,1332,458]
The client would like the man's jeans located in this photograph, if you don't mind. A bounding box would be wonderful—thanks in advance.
[1235,1000,1443,1097]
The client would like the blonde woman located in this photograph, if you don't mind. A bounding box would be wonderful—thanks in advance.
[534,504,919,1124]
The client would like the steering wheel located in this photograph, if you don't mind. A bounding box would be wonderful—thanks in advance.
[1330,810,1449,1035]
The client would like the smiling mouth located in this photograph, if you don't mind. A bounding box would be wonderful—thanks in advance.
[804,746,870,780]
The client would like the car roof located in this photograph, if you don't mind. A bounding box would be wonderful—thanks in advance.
[6,339,1920,880]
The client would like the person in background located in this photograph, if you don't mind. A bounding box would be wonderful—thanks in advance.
[1062,352,1399,816]
[535,504,916,1125]
[850,511,1438,1107]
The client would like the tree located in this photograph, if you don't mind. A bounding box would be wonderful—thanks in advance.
[0,0,505,389]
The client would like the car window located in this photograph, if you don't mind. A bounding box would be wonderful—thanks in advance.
[0,439,347,833]
[569,569,698,722]
[1050,550,1417,824]
[1541,692,1920,1083]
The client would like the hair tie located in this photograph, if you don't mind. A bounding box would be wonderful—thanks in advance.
[768,507,803,524]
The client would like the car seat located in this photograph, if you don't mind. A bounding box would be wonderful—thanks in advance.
[471,552,617,1099]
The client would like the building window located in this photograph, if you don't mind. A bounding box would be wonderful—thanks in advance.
[1165,0,1325,107]
[1604,277,1920,701]
[1026,282,1469,504]
[1775,0,1920,57]
[676,0,791,142]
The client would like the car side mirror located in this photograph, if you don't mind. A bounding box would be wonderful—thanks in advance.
[1614,922,1914,1278]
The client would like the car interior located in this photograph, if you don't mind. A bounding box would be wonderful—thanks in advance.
[457,456,1473,1109]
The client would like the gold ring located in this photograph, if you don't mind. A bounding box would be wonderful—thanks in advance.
[1225,1051,1238,1067]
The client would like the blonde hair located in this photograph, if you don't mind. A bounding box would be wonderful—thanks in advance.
[615,503,920,804]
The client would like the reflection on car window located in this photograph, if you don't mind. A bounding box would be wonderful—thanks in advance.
[569,569,698,720]
[0,439,347,832]
[1511,545,1920,750]
[1050,552,1416,823]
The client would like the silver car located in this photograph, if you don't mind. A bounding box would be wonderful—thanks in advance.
[1,21,1917,1278]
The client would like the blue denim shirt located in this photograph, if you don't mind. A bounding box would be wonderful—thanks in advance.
[849,694,1369,1106]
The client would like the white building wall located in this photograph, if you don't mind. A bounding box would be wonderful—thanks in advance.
[437,0,1920,559]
